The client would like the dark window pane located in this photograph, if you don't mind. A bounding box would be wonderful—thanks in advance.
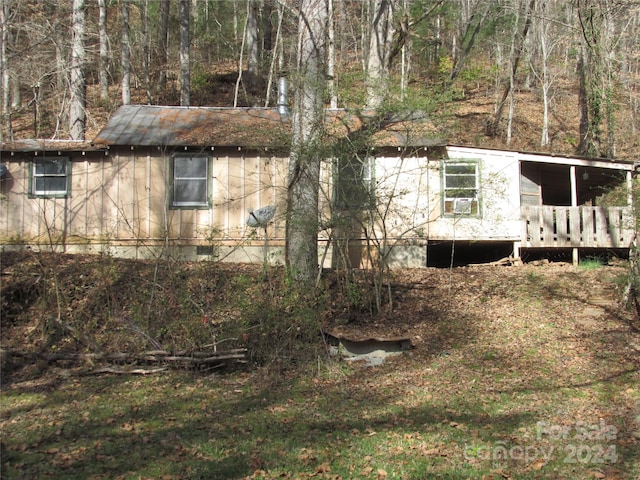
[174,179,207,205]
[35,160,66,176]
[35,176,66,193]
[175,157,207,178]
[446,164,475,175]
[446,175,476,189]
[448,189,477,198]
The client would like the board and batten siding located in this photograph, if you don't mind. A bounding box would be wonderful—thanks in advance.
[0,148,289,258]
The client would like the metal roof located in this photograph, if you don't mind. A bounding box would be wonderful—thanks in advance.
[92,105,444,149]
[0,139,104,153]
[93,105,292,148]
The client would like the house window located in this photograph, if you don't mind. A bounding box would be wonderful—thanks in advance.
[334,156,374,210]
[171,155,210,208]
[443,161,480,216]
[30,157,70,197]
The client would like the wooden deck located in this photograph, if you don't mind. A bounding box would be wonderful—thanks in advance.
[521,206,634,248]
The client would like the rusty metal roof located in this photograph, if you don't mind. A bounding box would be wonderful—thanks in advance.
[93,105,292,148]
[0,139,105,153]
[93,105,444,149]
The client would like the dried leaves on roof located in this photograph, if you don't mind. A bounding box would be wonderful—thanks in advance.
[92,105,443,149]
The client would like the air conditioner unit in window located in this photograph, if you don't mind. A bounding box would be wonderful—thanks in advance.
[453,198,473,215]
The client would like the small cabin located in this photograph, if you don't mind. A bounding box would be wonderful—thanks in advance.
[0,105,635,267]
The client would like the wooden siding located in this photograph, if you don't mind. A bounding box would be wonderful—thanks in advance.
[0,149,289,249]
[521,206,634,248]
[1,144,634,265]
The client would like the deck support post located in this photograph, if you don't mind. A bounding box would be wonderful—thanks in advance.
[570,166,579,265]
[513,241,521,261]
[570,166,578,207]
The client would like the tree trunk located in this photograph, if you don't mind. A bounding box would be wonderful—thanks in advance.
[121,0,131,106]
[603,3,616,159]
[286,0,328,287]
[157,0,170,91]
[98,0,109,102]
[576,0,606,157]
[0,0,12,142]
[69,0,86,141]
[449,0,490,84]
[141,0,152,104]
[505,0,522,145]
[262,0,273,54]
[264,1,284,108]
[577,47,591,155]
[327,0,337,108]
[486,0,535,138]
[246,0,260,91]
[365,0,395,110]
[538,0,550,147]
[179,0,190,106]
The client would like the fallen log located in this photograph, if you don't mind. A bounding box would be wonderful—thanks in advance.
[1,348,248,373]
[86,366,169,375]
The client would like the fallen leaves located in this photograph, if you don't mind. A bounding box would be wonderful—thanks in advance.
[3,262,640,480]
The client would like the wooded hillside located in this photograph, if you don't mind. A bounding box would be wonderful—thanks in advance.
[1,0,638,159]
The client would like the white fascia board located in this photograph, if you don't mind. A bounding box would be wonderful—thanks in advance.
[516,152,634,171]
[444,145,634,171]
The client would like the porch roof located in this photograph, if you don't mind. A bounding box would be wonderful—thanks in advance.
[446,145,636,171]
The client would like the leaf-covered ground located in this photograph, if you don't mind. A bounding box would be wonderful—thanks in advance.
[1,253,639,479]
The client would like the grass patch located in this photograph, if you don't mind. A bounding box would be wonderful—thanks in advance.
[2,255,640,479]
[3,361,638,479]
[579,256,605,270]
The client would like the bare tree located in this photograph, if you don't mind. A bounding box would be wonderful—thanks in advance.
[575,0,614,157]
[121,0,131,105]
[286,0,328,286]
[98,0,109,103]
[157,0,170,91]
[69,0,86,141]
[179,0,190,106]
[0,0,12,141]
[485,0,535,139]
[327,0,337,108]
[365,0,396,110]
[141,0,152,104]
[246,0,260,91]
[536,0,551,146]
[448,0,490,85]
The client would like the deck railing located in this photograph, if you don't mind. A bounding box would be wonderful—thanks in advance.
[521,206,635,248]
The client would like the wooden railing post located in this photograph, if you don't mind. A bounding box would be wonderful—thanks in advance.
[521,206,634,250]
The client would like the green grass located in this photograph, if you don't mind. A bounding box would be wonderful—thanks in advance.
[579,256,605,270]
[2,259,639,479]
[2,360,638,479]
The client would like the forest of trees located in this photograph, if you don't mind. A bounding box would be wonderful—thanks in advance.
[1,0,639,282]
[0,0,638,153]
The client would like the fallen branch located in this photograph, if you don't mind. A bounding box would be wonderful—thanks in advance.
[87,366,169,375]
[2,347,248,372]
[468,256,522,267]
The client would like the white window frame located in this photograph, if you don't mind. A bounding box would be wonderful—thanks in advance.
[443,161,480,216]
[171,154,211,209]
[30,157,71,198]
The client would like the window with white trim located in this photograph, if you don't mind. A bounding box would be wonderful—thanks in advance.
[171,155,210,208]
[30,157,71,198]
[443,161,480,216]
